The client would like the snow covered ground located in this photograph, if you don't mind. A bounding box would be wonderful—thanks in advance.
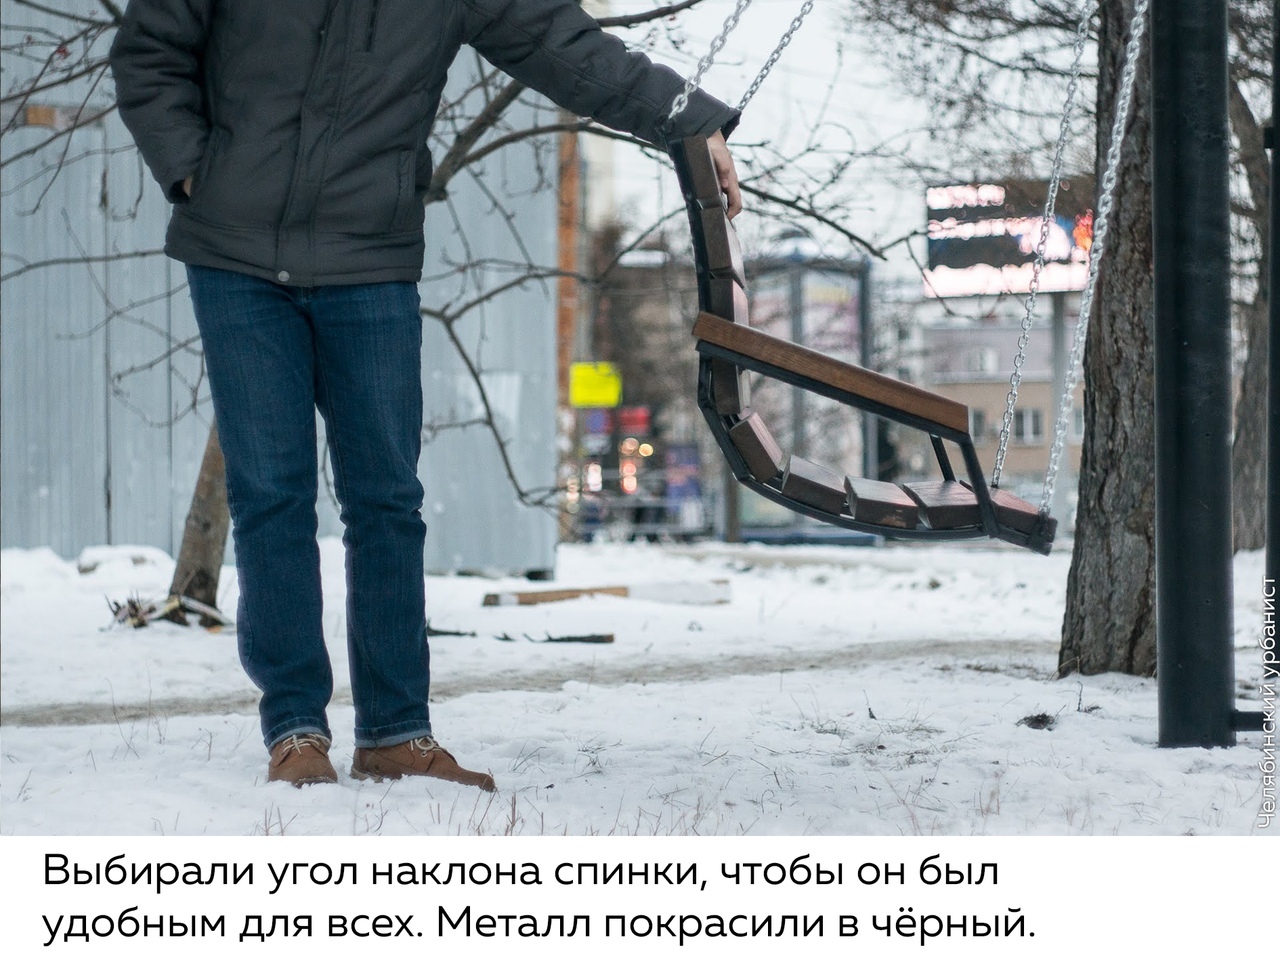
[1,539,1271,836]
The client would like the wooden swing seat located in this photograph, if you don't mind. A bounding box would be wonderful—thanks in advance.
[669,135,1057,554]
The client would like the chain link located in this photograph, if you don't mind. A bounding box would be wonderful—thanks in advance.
[1039,0,1151,515]
[667,0,755,122]
[991,0,1095,488]
[737,0,816,112]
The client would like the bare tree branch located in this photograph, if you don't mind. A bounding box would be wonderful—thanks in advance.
[11,0,113,27]
[1,248,167,283]
[0,103,115,168]
[739,181,888,259]
[425,78,526,202]
[596,0,705,29]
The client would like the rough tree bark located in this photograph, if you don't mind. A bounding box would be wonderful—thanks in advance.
[1228,75,1270,553]
[164,421,230,625]
[1233,292,1269,551]
[1059,0,1157,677]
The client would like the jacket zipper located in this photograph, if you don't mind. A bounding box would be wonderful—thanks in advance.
[365,0,381,51]
[274,0,343,280]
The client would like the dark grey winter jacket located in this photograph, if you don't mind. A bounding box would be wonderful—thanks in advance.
[109,0,738,286]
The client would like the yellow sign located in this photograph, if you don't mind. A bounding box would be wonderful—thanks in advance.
[569,362,622,408]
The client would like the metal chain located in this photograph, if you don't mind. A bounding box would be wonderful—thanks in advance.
[1039,0,1151,515]
[991,0,1096,487]
[667,0,755,121]
[736,0,816,112]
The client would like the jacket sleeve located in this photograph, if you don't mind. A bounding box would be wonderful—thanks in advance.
[109,0,215,203]
[459,0,739,147]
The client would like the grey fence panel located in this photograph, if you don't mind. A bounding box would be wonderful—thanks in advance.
[102,114,187,551]
[1,124,111,557]
[418,89,559,576]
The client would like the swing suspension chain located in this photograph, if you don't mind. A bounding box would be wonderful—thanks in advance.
[991,0,1095,488]
[667,0,755,122]
[1038,0,1151,515]
[736,0,816,112]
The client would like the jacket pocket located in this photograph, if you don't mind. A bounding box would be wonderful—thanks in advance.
[415,145,434,194]
[190,127,223,200]
[188,126,291,229]
[391,148,417,230]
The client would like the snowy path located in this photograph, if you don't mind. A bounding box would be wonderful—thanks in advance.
[1,636,1050,728]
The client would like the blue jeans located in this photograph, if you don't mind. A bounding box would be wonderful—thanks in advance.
[186,265,432,750]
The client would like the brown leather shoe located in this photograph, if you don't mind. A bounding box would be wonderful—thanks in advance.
[351,737,496,791]
[268,734,338,787]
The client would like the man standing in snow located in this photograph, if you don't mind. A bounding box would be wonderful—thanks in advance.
[109,0,741,790]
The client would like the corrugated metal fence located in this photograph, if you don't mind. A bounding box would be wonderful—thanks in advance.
[1,2,557,574]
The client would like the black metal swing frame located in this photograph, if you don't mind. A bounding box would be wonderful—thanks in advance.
[670,135,1057,555]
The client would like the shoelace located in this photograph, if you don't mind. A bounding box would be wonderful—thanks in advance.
[408,736,448,757]
[278,734,329,756]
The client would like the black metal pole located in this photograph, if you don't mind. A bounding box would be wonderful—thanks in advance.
[859,260,877,480]
[789,260,806,458]
[723,465,741,543]
[1050,291,1070,523]
[1152,0,1236,747]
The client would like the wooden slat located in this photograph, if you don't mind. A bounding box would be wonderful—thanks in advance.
[711,358,750,415]
[483,580,731,607]
[700,207,746,286]
[483,585,628,606]
[693,313,970,434]
[845,477,920,529]
[728,410,785,481]
[678,136,720,201]
[705,280,750,414]
[781,456,847,515]
[902,480,981,529]
[989,487,1056,537]
[706,278,749,324]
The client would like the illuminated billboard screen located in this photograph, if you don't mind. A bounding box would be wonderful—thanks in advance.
[924,178,1095,298]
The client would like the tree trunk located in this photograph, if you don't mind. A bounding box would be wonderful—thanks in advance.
[165,420,231,625]
[1059,0,1157,677]
[1227,75,1270,553]
[1233,290,1269,551]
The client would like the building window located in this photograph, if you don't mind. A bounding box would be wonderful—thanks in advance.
[964,347,999,373]
[969,408,987,444]
[1013,409,1044,445]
